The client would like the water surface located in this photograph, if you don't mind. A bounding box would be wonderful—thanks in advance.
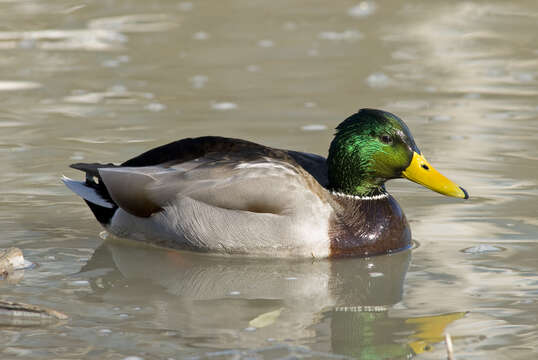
[1,1,537,359]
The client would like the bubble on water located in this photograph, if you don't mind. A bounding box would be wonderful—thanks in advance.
[70,152,85,161]
[190,75,208,88]
[193,31,209,40]
[244,327,256,332]
[246,65,260,72]
[211,102,237,110]
[122,357,144,360]
[348,1,377,17]
[304,101,317,108]
[144,103,166,112]
[318,30,363,41]
[119,313,129,318]
[258,39,274,48]
[70,280,90,286]
[285,277,297,281]
[366,72,391,87]
[99,328,112,334]
[301,124,327,131]
[228,291,240,296]
[369,272,384,278]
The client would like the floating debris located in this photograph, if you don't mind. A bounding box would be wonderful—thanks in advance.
[0,300,68,324]
[0,247,31,283]
[0,248,25,276]
[249,308,283,328]
[462,244,504,254]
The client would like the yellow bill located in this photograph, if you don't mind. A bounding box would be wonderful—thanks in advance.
[402,152,469,199]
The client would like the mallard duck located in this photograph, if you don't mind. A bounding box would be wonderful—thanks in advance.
[63,109,468,258]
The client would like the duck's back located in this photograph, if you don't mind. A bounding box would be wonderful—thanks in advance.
[65,137,334,257]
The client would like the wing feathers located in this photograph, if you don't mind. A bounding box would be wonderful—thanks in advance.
[98,168,165,217]
[61,175,115,208]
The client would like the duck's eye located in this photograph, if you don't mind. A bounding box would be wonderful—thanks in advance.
[380,135,393,145]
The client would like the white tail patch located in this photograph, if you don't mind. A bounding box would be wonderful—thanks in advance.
[61,175,114,208]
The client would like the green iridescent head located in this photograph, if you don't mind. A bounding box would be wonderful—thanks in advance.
[327,109,468,199]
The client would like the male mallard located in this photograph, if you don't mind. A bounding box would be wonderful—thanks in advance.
[63,109,468,258]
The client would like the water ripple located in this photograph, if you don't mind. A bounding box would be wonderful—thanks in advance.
[0,29,126,51]
[88,14,179,33]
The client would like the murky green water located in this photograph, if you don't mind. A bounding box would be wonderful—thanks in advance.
[1,1,537,359]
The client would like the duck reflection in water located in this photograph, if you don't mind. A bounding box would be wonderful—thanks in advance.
[79,240,465,358]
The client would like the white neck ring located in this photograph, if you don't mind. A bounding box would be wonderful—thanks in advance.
[330,190,389,201]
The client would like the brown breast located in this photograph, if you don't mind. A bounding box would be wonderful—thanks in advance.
[328,194,411,257]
